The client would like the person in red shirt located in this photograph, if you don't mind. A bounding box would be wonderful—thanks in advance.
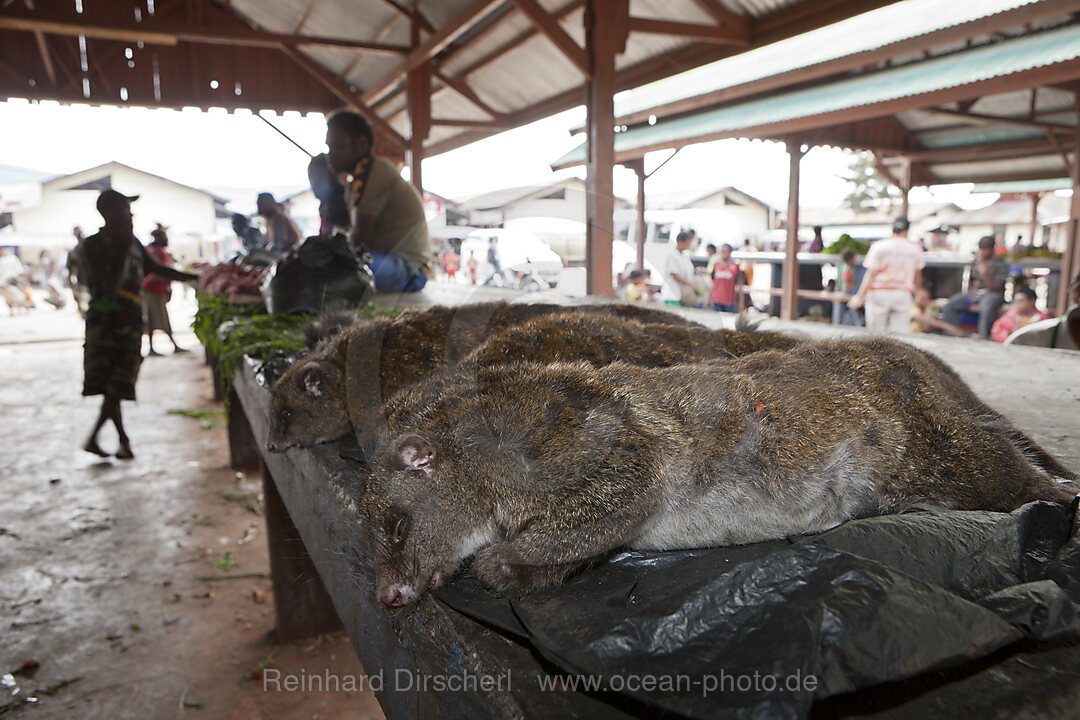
[991,285,1050,343]
[443,246,460,280]
[710,243,740,312]
[141,225,187,355]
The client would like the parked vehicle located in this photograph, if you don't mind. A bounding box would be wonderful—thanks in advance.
[459,228,563,289]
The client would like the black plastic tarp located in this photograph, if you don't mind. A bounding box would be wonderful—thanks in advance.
[434,501,1080,719]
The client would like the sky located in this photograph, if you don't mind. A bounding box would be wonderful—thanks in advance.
[0,98,987,214]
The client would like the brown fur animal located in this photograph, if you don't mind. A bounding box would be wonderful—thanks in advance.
[364,337,1076,607]
[266,301,716,452]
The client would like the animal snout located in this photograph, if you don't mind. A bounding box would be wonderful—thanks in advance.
[381,583,419,607]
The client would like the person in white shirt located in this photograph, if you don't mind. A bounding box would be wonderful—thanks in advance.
[664,231,699,306]
[848,216,925,333]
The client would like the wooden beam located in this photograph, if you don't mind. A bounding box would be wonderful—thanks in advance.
[1028,192,1041,247]
[449,1,582,80]
[899,156,911,218]
[433,69,506,119]
[33,30,57,87]
[689,0,751,36]
[430,118,512,129]
[407,19,430,192]
[927,106,1076,133]
[279,45,406,151]
[510,0,589,75]
[886,137,1061,163]
[294,0,319,33]
[623,158,647,272]
[584,0,627,298]
[1047,129,1072,177]
[376,0,435,33]
[874,158,902,188]
[361,0,505,106]
[1060,95,1080,314]
[782,140,804,321]
[613,0,1080,128]
[425,0,899,158]
[626,17,748,45]
[0,14,410,53]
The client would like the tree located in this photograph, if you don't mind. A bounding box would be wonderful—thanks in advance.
[842,151,902,210]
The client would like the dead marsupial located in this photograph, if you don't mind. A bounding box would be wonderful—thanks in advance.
[363,336,1076,607]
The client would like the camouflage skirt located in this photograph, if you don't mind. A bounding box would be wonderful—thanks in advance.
[83,316,143,400]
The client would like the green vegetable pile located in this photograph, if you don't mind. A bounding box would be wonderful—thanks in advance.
[194,290,402,399]
[192,290,265,358]
[215,313,310,388]
[822,234,870,256]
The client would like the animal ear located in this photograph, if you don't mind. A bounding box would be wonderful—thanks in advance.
[394,433,437,475]
[301,365,324,397]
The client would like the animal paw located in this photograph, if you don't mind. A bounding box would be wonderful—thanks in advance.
[472,543,520,591]
[472,544,579,592]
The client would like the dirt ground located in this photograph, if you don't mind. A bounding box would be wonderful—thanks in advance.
[0,295,385,720]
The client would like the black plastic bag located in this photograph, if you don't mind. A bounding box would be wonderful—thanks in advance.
[262,234,375,315]
[434,501,1080,719]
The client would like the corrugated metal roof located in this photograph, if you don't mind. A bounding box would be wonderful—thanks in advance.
[613,0,1049,118]
[931,155,1066,182]
[916,124,1048,149]
[972,178,1072,193]
[945,194,1070,224]
[554,22,1080,167]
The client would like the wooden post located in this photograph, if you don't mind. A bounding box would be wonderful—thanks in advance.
[406,19,430,193]
[624,158,647,271]
[227,387,262,470]
[1028,192,1041,247]
[899,157,912,220]
[262,461,343,643]
[584,0,627,297]
[781,140,804,321]
[1059,104,1080,315]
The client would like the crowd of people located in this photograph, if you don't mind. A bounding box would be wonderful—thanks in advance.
[616,213,1076,349]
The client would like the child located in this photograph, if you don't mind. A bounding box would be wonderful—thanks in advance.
[709,243,740,313]
[909,284,965,336]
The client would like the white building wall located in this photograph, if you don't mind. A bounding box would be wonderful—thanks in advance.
[9,163,226,266]
[687,194,770,241]
[503,191,587,224]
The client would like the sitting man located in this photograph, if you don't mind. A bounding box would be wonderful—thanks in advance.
[941,235,1007,339]
[325,111,434,292]
[256,192,301,256]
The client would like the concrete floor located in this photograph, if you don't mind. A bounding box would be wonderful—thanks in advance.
[0,297,382,720]
[1,284,1076,720]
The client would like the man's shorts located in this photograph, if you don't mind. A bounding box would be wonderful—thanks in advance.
[83,318,143,400]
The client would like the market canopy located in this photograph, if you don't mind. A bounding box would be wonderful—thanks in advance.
[552,17,1080,188]
[0,0,901,158]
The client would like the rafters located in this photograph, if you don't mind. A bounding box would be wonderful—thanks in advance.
[0,12,410,54]
[926,107,1076,134]
[626,17,748,45]
[433,69,506,119]
[509,0,588,75]
[377,0,434,34]
[279,45,406,151]
[361,0,504,106]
